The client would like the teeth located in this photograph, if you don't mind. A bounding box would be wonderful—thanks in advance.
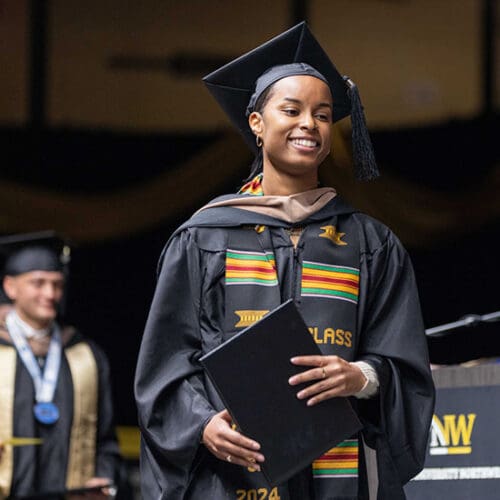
[291,139,317,147]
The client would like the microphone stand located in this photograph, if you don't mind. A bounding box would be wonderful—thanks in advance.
[426,310,500,337]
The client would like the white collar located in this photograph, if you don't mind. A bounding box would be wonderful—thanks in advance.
[9,310,52,340]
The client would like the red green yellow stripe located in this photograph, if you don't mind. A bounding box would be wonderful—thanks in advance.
[226,250,277,286]
[238,174,264,196]
[313,439,359,479]
[302,261,359,303]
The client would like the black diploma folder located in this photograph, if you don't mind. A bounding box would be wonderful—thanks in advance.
[200,299,362,486]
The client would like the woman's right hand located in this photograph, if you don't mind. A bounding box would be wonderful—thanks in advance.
[202,409,264,471]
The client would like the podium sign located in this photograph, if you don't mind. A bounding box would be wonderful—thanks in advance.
[405,364,500,499]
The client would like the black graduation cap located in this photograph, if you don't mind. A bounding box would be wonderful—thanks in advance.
[203,21,379,181]
[0,230,71,277]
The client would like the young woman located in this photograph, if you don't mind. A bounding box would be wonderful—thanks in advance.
[135,23,435,500]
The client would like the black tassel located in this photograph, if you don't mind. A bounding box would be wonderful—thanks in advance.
[244,148,264,182]
[344,76,380,181]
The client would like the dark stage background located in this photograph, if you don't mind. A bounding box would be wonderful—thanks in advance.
[0,0,499,427]
[2,118,499,425]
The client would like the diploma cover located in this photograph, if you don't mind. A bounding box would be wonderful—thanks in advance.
[200,299,362,486]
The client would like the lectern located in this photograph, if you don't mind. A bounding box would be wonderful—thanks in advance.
[405,363,500,499]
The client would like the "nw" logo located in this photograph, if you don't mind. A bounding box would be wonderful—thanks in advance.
[429,413,476,455]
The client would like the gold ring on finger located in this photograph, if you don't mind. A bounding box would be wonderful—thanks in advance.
[322,367,327,379]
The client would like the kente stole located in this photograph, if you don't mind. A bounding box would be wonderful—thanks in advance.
[223,216,361,499]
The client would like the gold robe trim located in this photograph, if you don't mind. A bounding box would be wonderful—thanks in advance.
[65,342,98,488]
[0,345,16,498]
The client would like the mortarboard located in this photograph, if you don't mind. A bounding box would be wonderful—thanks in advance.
[0,230,71,277]
[203,21,378,181]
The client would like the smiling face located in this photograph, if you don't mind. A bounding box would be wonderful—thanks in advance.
[248,75,333,194]
[3,271,64,329]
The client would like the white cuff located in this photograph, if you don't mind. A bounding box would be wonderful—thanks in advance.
[351,361,379,399]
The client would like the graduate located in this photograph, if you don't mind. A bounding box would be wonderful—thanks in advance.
[135,22,435,499]
[0,232,120,499]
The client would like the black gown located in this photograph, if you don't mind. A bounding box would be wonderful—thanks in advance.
[135,194,435,500]
[0,330,120,497]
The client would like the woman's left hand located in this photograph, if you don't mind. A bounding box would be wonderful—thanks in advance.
[288,355,366,406]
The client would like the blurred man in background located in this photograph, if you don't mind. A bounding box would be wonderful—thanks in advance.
[0,232,120,499]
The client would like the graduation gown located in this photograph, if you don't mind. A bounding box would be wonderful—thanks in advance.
[135,194,435,499]
[0,329,120,498]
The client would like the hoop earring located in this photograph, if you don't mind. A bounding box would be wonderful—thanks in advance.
[256,136,263,148]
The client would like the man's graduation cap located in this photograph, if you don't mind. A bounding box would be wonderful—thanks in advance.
[0,230,70,277]
[203,21,378,180]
